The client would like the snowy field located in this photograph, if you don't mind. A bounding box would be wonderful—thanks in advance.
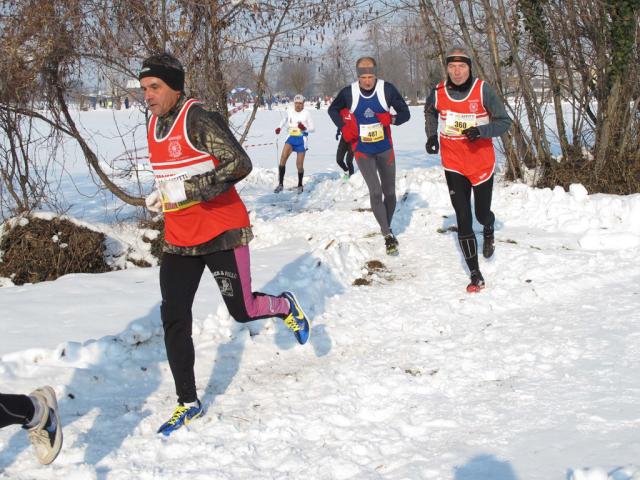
[0,104,639,479]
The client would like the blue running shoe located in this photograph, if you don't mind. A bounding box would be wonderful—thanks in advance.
[281,291,311,345]
[157,400,203,436]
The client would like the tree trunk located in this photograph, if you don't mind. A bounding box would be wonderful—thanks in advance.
[518,0,571,162]
[479,0,521,179]
[417,0,447,78]
[239,1,291,145]
[496,0,551,172]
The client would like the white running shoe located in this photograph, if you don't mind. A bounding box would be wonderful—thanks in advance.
[27,386,63,465]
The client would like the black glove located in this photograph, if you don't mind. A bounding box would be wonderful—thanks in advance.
[335,129,340,141]
[461,126,481,142]
[425,135,439,154]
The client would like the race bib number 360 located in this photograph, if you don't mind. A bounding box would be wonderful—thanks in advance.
[359,122,384,143]
[444,112,477,135]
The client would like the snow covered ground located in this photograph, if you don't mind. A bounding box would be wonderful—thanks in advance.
[0,104,639,479]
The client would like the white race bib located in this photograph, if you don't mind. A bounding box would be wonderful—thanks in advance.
[157,173,198,212]
[359,122,384,143]
[158,174,187,203]
[444,112,477,135]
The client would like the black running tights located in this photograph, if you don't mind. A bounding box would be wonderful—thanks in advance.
[336,137,354,175]
[0,393,34,428]
[445,170,495,272]
[445,170,495,237]
[159,247,290,404]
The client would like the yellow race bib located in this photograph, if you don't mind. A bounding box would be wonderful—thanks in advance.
[444,112,477,135]
[161,195,200,213]
[359,122,384,143]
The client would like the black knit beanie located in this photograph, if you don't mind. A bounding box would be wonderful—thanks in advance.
[138,53,185,92]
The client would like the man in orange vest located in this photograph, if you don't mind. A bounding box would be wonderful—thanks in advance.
[424,47,512,292]
[139,53,311,436]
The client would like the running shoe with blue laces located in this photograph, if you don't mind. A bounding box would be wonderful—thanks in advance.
[27,386,63,465]
[281,291,311,345]
[157,400,203,436]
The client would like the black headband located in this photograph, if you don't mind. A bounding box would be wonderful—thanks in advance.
[446,55,472,67]
[139,64,185,92]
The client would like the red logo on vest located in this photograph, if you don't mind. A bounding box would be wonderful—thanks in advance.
[168,140,182,158]
[436,79,495,186]
[147,99,250,247]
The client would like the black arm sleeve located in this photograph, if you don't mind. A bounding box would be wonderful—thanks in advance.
[328,86,352,128]
[424,87,439,138]
[383,82,410,125]
[479,82,512,138]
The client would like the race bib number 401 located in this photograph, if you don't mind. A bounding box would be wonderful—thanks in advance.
[359,122,384,143]
[444,112,477,136]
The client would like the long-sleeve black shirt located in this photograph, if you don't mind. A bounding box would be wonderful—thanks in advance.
[328,80,411,128]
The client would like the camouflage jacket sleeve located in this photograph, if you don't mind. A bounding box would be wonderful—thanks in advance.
[183,105,252,202]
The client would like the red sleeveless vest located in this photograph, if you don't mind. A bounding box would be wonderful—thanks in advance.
[148,99,250,247]
[435,79,495,185]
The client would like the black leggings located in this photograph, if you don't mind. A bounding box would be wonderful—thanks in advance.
[0,393,34,428]
[160,247,290,404]
[336,136,354,175]
[445,170,495,236]
[445,170,495,272]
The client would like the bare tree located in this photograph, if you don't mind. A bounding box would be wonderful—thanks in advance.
[398,0,639,192]
[0,0,372,211]
[277,59,314,96]
[0,110,61,217]
[236,0,371,143]
[2,0,636,216]
[318,32,355,97]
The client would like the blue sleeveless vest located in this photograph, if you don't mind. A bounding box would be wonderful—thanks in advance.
[351,80,391,154]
